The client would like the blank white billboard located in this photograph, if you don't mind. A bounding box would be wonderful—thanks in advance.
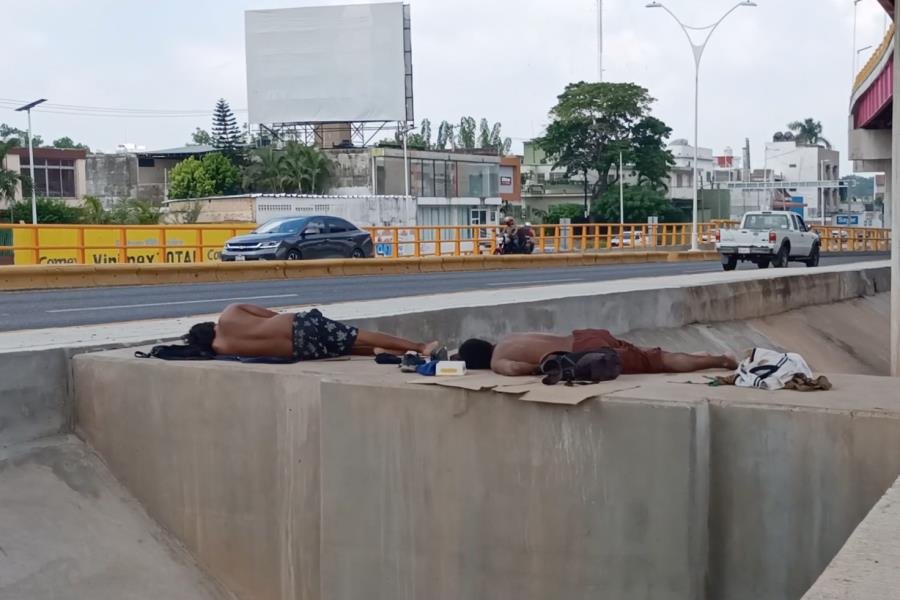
[245,3,411,124]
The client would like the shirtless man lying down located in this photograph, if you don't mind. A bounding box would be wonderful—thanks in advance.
[457,329,738,376]
[183,303,438,360]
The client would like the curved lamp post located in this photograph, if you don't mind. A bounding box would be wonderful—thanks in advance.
[646,1,756,250]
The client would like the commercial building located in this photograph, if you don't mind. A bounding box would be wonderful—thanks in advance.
[163,146,517,231]
[1,144,216,210]
[2,147,88,208]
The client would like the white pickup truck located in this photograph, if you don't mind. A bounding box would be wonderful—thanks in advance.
[715,211,820,271]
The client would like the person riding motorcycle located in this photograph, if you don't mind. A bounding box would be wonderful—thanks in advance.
[497,217,534,254]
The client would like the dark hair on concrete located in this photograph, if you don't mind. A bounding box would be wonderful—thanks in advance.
[184,322,216,353]
[458,338,495,370]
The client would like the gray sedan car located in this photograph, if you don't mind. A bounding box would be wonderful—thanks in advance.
[221,216,374,261]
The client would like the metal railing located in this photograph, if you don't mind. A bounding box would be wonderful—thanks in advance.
[0,221,888,266]
[0,223,256,265]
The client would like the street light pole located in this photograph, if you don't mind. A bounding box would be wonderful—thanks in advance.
[619,151,625,225]
[14,99,47,225]
[647,1,756,251]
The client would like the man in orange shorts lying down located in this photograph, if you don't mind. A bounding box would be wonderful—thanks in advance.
[456,329,738,377]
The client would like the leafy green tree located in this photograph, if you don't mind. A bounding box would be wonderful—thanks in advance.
[106,199,160,225]
[538,81,674,200]
[544,203,585,224]
[457,116,477,149]
[168,157,215,199]
[280,142,330,194]
[52,136,90,151]
[842,174,875,200]
[627,116,675,190]
[243,147,284,193]
[11,198,83,223]
[168,152,238,199]
[200,152,240,196]
[1,138,21,218]
[437,121,455,150]
[787,118,831,148]
[190,127,212,146]
[81,196,108,224]
[0,124,41,148]
[591,184,672,223]
[211,99,243,159]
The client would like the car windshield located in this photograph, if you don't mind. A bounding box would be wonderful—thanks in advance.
[255,218,307,235]
[743,214,790,230]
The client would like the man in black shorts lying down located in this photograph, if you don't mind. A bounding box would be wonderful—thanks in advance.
[183,303,438,360]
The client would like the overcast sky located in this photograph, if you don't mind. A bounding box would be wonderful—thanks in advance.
[2,0,891,173]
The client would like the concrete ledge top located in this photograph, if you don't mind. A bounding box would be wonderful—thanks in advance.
[75,348,900,416]
[802,475,900,599]
[0,261,889,354]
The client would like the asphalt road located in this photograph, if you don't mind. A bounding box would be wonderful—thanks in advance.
[0,253,888,332]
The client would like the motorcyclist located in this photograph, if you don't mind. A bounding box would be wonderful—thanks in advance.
[520,222,535,253]
[500,217,521,253]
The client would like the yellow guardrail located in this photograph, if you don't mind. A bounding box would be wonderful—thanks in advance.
[0,221,887,266]
[0,221,735,265]
[854,24,895,92]
[0,224,256,266]
[0,251,723,291]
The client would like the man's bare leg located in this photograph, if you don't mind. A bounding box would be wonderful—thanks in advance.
[658,351,738,372]
[353,330,438,357]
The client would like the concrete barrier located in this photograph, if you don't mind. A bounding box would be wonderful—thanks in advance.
[4,263,895,599]
[71,351,900,600]
[0,251,723,291]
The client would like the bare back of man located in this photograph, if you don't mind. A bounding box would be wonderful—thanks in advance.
[213,304,295,357]
[206,303,438,360]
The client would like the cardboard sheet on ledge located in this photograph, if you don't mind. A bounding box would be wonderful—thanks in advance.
[408,372,645,406]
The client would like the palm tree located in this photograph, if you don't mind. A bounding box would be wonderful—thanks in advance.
[81,196,108,224]
[280,142,331,194]
[787,118,831,148]
[243,147,284,193]
[0,138,21,219]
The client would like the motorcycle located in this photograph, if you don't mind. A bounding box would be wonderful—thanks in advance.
[494,230,535,255]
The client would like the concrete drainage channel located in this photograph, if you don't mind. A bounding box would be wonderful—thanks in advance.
[1,263,896,599]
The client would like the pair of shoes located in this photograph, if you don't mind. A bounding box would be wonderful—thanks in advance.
[375,353,402,365]
[430,346,448,362]
[401,352,427,373]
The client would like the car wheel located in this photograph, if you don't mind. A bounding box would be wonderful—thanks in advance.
[756,259,770,269]
[805,243,820,268]
[350,247,365,259]
[773,244,790,268]
[286,248,302,261]
[722,255,737,271]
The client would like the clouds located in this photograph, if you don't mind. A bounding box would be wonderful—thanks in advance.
[1,0,887,174]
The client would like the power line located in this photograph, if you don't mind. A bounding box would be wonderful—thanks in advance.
[0,98,247,118]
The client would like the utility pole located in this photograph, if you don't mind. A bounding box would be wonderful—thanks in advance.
[619,151,625,225]
[597,0,604,81]
[14,99,47,225]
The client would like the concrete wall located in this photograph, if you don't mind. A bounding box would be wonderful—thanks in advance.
[344,265,891,372]
[319,381,709,600]
[324,149,374,196]
[74,358,322,600]
[0,349,72,449]
[71,352,900,600]
[86,154,138,204]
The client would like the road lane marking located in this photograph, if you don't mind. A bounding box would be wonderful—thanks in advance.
[486,278,585,287]
[46,294,299,313]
